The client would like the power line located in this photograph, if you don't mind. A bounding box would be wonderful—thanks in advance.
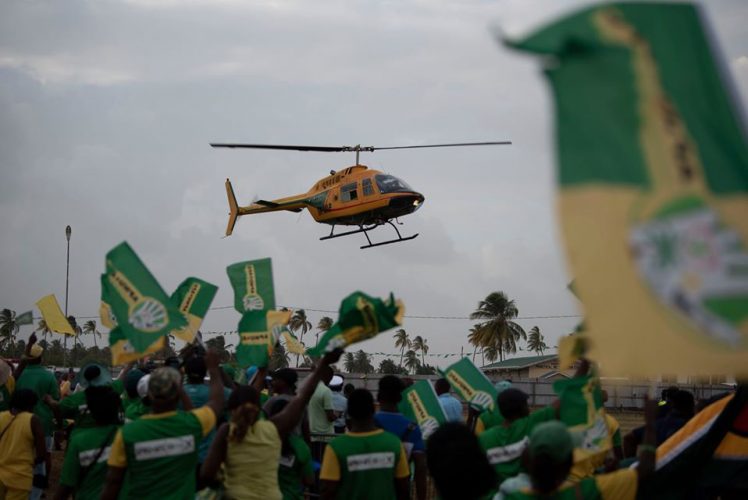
[34,306,581,322]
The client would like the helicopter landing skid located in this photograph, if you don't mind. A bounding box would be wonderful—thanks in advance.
[320,221,418,249]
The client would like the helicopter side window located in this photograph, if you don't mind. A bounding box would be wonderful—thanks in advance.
[362,178,374,196]
[341,182,358,202]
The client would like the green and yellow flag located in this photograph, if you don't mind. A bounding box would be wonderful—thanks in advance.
[306,291,405,357]
[15,311,33,326]
[236,309,291,368]
[226,258,275,313]
[398,380,447,440]
[104,242,186,352]
[553,375,612,471]
[510,3,748,376]
[35,295,75,336]
[440,358,497,412]
[170,277,218,343]
[101,277,164,365]
[281,327,305,355]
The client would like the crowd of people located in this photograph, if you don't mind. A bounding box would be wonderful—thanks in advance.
[0,332,744,499]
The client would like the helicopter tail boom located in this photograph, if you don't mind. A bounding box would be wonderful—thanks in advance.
[224,178,309,236]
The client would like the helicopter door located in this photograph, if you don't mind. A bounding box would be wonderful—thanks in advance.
[362,178,374,196]
[340,182,358,202]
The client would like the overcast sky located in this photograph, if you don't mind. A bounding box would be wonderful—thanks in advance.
[2,0,747,368]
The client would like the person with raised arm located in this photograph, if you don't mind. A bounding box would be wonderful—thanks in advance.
[101,349,225,500]
[200,349,343,500]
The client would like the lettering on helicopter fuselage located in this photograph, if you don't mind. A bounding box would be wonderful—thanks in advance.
[317,173,347,191]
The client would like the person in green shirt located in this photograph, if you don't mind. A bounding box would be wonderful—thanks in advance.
[121,369,145,414]
[320,389,410,500]
[55,386,123,500]
[101,350,225,500]
[14,334,58,500]
[54,363,131,431]
[479,388,558,486]
[497,400,657,500]
[267,399,314,500]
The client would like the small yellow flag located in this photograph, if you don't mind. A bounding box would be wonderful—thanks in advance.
[36,295,75,336]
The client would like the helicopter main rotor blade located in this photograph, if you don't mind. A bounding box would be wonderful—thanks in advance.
[372,141,511,151]
[210,143,348,152]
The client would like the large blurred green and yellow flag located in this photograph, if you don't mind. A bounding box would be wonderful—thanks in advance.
[236,309,292,368]
[509,3,748,376]
[170,277,218,343]
[440,358,497,412]
[398,380,447,440]
[104,242,186,353]
[306,291,405,357]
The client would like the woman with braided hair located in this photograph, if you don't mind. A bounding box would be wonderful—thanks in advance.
[201,349,342,500]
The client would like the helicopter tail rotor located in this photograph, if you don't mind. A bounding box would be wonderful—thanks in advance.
[225,178,240,236]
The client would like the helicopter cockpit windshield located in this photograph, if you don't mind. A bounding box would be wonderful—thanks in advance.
[375,174,413,194]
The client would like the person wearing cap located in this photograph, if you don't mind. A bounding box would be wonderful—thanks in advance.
[0,389,48,500]
[479,362,590,492]
[54,362,132,431]
[374,375,427,500]
[14,334,58,500]
[435,378,463,423]
[329,375,347,434]
[101,350,225,500]
[263,368,310,439]
[55,386,123,500]
[497,398,657,500]
[124,374,152,422]
[0,359,15,413]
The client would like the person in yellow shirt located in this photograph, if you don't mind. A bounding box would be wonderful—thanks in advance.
[0,389,47,500]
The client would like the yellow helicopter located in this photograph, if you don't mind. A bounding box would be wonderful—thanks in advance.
[211,142,510,249]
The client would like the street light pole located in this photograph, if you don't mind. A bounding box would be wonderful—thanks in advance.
[64,225,71,366]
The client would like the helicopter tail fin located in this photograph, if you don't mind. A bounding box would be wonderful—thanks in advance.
[225,178,240,236]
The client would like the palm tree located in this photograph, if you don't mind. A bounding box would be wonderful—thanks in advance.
[469,292,526,362]
[0,309,19,353]
[404,350,420,374]
[289,309,313,367]
[412,335,429,366]
[343,352,356,373]
[36,319,52,341]
[483,339,501,364]
[467,325,482,363]
[526,326,548,355]
[83,320,101,348]
[316,316,333,347]
[354,350,374,374]
[393,329,410,368]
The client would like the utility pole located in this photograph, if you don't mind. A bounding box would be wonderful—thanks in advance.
[64,225,71,366]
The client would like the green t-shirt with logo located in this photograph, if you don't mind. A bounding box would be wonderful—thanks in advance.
[320,429,410,500]
[479,406,556,484]
[108,408,215,499]
[61,380,125,429]
[16,364,59,436]
[278,434,314,500]
[60,424,120,500]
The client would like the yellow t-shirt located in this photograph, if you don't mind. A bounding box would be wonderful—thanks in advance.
[224,420,283,500]
[0,411,35,491]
